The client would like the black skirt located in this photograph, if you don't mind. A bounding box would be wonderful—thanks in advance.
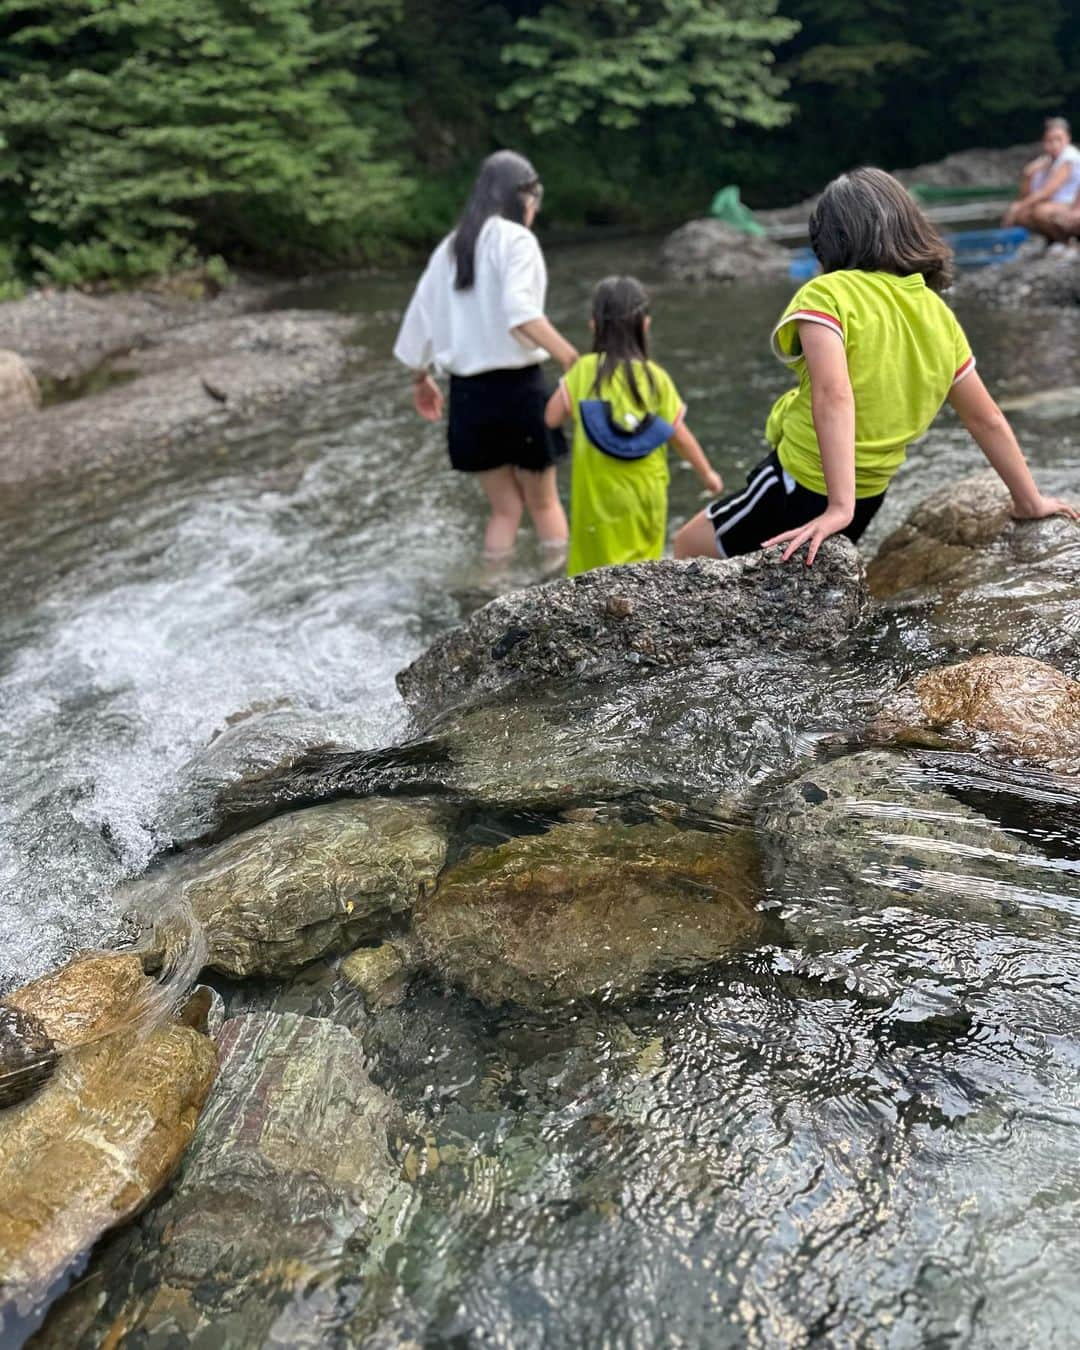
[447,364,568,474]
[706,450,885,558]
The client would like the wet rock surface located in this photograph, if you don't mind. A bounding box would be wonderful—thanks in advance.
[398,542,867,722]
[0,310,356,488]
[0,1007,216,1339]
[756,749,1077,1001]
[33,1012,403,1348]
[0,350,40,417]
[659,219,791,281]
[197,648,874,834]
[868,472,1080,674]
[877,654,1080,772]
[413,819,766,1009]
[0,1005,56,1111]
[137,798,449,978]
[959,240,1080,310]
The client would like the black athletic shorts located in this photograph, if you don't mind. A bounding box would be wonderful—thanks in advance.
[706,450,885,558]
[447,364,568,474]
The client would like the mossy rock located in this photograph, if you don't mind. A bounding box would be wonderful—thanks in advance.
[414,819,766,1008]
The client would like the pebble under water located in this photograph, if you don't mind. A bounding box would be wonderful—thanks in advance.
[3,238,1080,1346]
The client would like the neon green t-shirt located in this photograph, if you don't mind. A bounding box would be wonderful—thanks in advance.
[767,270,975,498]
[561,354,686,576]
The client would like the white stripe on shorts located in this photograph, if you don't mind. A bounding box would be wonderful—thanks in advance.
[709,470,780,541]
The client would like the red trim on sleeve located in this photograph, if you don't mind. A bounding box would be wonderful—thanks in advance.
[952,355,976,385]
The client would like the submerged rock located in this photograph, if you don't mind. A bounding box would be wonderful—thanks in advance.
[340,941,413,1009]
[959,245,1080,310]
[205,648,873,830]
[0,1005,56,1110]
[868,472,1080,675]
[877,655,1080,773]
[398,543,866,721]
[999,384,1080,420]
[34,1012,403,1348]
[660,220,791,282]
[0,1012,215,1337]
[137,798,449,978]
[755,749,1079,1003]
[0,350,40,416]
[413,819,766,1008]
[3,951,159,1046]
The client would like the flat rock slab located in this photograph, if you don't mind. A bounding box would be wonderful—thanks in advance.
[877,654,1080,773]
[0,310,355,490]
[397,542,867,722]
[134,798,449,979]
[413,819,766,1008]
[33,1012,402,1347]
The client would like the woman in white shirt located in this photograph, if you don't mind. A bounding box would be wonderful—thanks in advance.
[394,151,579,559]
[1003,117,1080,235]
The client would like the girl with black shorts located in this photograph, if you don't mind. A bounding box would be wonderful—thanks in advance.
[394,151,579,559]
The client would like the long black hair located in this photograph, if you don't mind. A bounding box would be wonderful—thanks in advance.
[809,167,954,292]
[590,275,657,407]
[452,150,540,291]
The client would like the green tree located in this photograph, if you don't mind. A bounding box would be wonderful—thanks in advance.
[0,0,410,283]
[499,0,800,134]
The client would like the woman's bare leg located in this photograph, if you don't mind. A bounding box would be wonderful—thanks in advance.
[477,466,525,556]
[515,466,568,548]
[673,509,721,560]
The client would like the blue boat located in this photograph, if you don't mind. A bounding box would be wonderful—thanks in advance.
[787,226,1029,281]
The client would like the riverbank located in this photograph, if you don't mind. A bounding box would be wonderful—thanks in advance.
[0,279,360,490]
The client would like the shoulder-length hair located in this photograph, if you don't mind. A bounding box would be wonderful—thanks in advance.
[809,167,954,292]
[452,150,540,291]
[590,275,657,408]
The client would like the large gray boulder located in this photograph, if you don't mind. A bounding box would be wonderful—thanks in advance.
[134,797,449,978]
[34,1012,404,1348]
[959,244,1080,310]
[660,219,791,282]
[397,543,867,722]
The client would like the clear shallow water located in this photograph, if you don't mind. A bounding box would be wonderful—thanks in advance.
[2,239,1080,1346]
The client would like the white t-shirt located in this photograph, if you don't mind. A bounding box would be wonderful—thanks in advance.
[393,217,548,376]
[1032,143,1080,204]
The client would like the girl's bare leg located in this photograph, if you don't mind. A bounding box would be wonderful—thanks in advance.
[673,509,721,560]
[515,466,568,548]
[478,466,525,556]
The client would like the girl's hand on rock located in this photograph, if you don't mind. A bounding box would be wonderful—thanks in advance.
[700,469,724,497]
[762,504,854,566]
[412,374,444,422]
[1011,493,1080,522]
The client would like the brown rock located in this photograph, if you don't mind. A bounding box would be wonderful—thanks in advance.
[4,952,156,1047]
[878,655,1080,772]
[0,1005,56,1111]
[0,1019,216,1327]
[413,819,765,1008]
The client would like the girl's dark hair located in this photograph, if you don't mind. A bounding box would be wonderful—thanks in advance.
[452,150,540,291]
[809,167,954,292]
[590,275,657,406]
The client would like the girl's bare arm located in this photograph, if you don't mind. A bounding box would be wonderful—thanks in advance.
[544,384,570,428]
[513,317,579,372]
[947,372,1078,520]
[763,321,856,564]
[670,422,723,494]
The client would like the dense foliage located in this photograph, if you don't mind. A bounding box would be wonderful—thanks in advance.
[0,0,1074,287]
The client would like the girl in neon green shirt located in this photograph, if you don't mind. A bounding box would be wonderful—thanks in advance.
[674,167,1077,566]
[545,276,723,576]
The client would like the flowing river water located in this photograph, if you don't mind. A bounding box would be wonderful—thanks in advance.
[2,238,1080,1346]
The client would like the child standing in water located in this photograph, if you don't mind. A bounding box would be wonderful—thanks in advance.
[674,167,1077,566]
[546,276,722,576]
